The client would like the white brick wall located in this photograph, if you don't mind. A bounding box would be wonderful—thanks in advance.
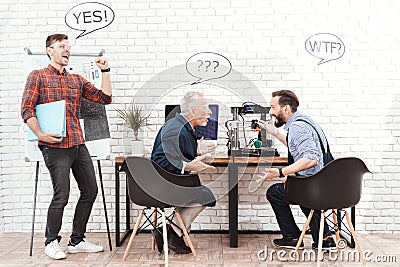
[1,0,400,235]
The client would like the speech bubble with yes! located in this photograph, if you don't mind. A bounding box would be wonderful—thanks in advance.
[305,33,345,65]
[65,2,115,39]
[186,52,232,85]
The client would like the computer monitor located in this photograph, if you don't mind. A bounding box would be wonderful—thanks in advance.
[194,104,218,140]
[164,104,219,140]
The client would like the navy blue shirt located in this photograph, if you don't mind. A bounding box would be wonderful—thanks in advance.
[151,113,197,174]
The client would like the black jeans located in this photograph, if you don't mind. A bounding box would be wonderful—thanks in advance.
[266,183,331,242]
[41,144,97,245]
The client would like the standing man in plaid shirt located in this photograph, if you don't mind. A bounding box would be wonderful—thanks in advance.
[21,34,112,260]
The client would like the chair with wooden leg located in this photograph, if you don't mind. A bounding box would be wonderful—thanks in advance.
[284,157,371,267]
[151,208,157,251]
[121,156,203,266]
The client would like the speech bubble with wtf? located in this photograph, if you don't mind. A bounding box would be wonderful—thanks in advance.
[305,33,345,65]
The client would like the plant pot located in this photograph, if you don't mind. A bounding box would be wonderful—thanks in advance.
[131,140,145,156]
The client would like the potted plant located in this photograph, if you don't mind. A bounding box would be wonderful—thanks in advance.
[115,104,150,155]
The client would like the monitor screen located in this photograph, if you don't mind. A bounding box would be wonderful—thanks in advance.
[164,104,219,140]
[194,104,218,140]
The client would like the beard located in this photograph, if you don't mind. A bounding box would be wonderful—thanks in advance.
[273,114,285,128]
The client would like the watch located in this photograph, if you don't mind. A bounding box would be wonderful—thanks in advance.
[101,68,110,72]
[278,168,285,178]
[181,161,188,174]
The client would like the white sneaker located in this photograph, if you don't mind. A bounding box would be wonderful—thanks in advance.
[67,238,104,253]
[45,240,66,260]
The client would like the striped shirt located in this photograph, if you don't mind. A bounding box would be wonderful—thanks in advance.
[21,64,112,148]
[284,111,327,176]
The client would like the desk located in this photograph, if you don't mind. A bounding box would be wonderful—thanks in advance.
[114,154,288,248]
[114,155,356,248]
[205,155,289,247]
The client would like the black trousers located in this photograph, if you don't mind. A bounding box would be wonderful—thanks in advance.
[41,144,97,245]
[267,183,331,242]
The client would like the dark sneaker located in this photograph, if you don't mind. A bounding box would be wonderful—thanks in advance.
[312,237,336,251]
[273,237,304,249]
[151,227,164,253]
[167,228,191,254]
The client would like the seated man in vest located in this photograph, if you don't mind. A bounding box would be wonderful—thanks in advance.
[258,90,335,251]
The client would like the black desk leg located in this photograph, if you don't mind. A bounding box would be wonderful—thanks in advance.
[29,161,39,256]
[125,178,130,237]
[115,162,132,247]
[97,160,112,251]
[115,163,121,246]
[229,163,238,248]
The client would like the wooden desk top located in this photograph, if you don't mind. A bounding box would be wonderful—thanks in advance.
[115,156,126,164]
[115,154,289,166]
[233,156,288,165]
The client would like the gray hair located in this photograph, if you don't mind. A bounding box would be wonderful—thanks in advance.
[180,91,204,114]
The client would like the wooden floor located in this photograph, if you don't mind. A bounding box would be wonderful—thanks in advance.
[0,232,399,266]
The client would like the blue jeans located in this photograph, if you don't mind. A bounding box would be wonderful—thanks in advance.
[41,144,97,245]
[266,183,331,242]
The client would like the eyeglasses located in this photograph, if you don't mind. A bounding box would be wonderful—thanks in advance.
[49,43,71,50]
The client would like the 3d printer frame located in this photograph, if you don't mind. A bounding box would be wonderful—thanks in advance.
[226,103,278,157]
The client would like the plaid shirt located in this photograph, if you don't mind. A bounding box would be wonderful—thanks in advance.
[21,64,112,148]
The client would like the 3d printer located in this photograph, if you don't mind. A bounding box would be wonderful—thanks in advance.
[225,103,279,157]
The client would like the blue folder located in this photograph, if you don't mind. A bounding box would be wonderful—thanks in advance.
[27,100,66,141]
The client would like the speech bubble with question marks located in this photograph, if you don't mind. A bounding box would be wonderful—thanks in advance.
[305,33,345,65]
[65,2,115,39]
[186,52,232,85]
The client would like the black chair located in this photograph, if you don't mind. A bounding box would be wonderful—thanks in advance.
[284,157,370,266]
[121,156,204,265]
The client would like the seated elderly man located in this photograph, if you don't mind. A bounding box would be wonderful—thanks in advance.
[151,91,216,254]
